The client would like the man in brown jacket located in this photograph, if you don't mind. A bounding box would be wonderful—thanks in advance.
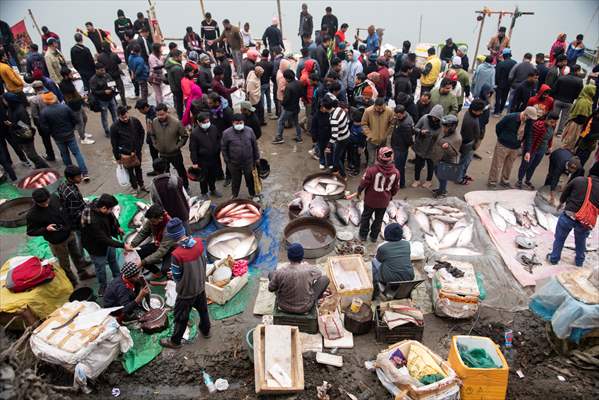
[219,19,244,78]
[361,97,395,165]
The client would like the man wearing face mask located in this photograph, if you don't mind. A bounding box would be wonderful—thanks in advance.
[430,115,461,198]
[190,112,222,199]
[221,114,260,199]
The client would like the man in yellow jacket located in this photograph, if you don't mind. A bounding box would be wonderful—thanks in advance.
[420,47,441,94]
[0,49,24,94]
[361,97,395,165]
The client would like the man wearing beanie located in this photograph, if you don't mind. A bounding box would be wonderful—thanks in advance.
[103,261,150,322]
[26,188,89,286]
[161,218,211,349]
[268,243,330,314]
[373,223,414,298]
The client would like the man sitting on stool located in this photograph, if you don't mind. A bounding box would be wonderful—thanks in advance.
[103,261,150,322]
[268,243,330,314]
[130,204,175,275]
[372,223,414,297]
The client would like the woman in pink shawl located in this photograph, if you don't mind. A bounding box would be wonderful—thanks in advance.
[549,33,567,66]
[181,65,204,126]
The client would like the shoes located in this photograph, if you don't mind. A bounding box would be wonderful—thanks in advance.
[293,137,303,143]
[136,187,149,195]
[473,153,482,160]
[80,138,95,145]
[146,170,158,177]
[457,178,470,185]
[199,193,209,200]
[84,133,93,138]
[224,178,231,187]
[82,175,90,183]
[499,181,512,189]
[410,181,421,188]
[515,181,523,189]
[210,190,222,198]
[545,253,557,265]
[487,182,497,188]
[252,195,262,203]
[369,236,377,243]
[21,160,33,168]
[421,181,432,189]
[44,155,56,162]
[272,137,284,144]
[308,149,315,156]
[268,114,279,120]
[260,122,267,126]
[319,164,325,170]
[432,189,447,199]
[524,181,535,190]
[359,234,367,241]
[78,270,96,280]
[201,330,212,339]
[159,338,182,349]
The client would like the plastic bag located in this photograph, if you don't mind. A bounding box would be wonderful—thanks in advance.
[457,343,500,369]
[116,165,130,187]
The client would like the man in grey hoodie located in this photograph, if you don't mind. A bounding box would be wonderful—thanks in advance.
[472,56,495,98]
[412,104,444,188]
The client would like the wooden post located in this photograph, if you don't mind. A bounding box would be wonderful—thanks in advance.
[276,0,283,37]
[472,12,486,72]
[27,9,43,38]
[199,0,205,17]
[418,14,423,43]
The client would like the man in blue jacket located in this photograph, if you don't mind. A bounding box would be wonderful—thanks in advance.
[487,106,537,188]
[127,44,149,101]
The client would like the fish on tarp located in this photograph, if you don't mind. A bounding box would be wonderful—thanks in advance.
[395,206,409,225]
[297,191,314,217]
[303,177,345,196]
[349,201,361,226]
[439,226,464,249]
[188,196,200,207]
[440,247,481,256]
[309,196,330,218]
[190,200,211,223]
[448,211,465,219]
[417,206,444,215]
[414,210,431,234]
[514,209,531,229]
[403,225,412,241]
[335,200,350,225]
[431,219,449,241]
[435,205,460,213]
[129,210,146,228]
[136,201,150,211]
[431,214,459,224]
[535,207,549,230]
[496,203,517,225]
[425,234,439,251]
[457,224,473,247]
[387,201,398,219]
[490,206,507,232]
[453,218,469,230]
[524,210,537,226]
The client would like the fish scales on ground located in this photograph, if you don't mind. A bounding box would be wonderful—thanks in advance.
[309,196,330,218]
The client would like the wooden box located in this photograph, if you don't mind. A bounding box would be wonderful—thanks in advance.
[326,255,373,309]
[447,335,508,400]
[205,262,248,305]
[253,324,304,395]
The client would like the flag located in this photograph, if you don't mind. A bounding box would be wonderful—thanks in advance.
[11,20,32,55]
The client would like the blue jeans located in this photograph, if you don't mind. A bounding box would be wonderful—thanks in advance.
[332,139,349,177]
[261,83,272,113]
[458,148,474,181]
[517,149,545,183]
[99,98,117,135]
[56,138,88,175]
[550,213,591,267]
[393,149,408,187]
[276,110,301,139]
[435,165,448,193]
[90,247,120,288]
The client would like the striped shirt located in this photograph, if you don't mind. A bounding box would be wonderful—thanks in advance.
[329,106,350,144]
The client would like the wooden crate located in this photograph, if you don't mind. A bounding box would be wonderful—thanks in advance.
[253,324,304,395]
[326,255,373,309]
[447,335,508,400]
[205,262,248,305]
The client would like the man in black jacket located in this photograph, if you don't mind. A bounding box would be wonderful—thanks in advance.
[133,12,152,42]
[26,188,88,285]
[97,43,126,107]
[103,261,149,321]
[135,99,159,174]
[69,33,95,91]
[494,48,517,115]
[552,65,584,136]
[298,3,313,46]
[89,62,118,136]
[393,64,413,104]
[262,17,285,58]
[82,194,133,295]
[183,26,202,54]
[320,6,338,37]
[113,9,133,49]
[240,101,262,139]
[273,70,304,144]
[390,105,414,188]
[457,99,484,184]
[314,36,331,79]
[190,112,222,198]
[110,106,148,194]
[510,71,538,112]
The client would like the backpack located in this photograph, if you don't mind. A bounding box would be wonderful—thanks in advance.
[574,178,599,229]
[5,256,55,292]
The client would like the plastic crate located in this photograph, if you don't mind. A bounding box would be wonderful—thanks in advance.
[374,306,423,343]
[273,301,318,334]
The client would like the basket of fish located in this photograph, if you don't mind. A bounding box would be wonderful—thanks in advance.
[213,199,262,229]
[302,173,346,200]
[16,168,62,195]
[284,217,337,259]
[206,227,259,263]
[188,196,212,231]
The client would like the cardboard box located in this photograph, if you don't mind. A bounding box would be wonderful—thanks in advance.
[326,255,373,309]
[205,262,248,305]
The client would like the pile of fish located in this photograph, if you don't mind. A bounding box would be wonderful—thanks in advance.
[488,202,556,237]
[19,171,58,189]
[289,191,332,218]
[188,196,211,224]
[412,204,475,253]
[379,200,412,241]
[303,175,345,196]
[216,201,261,227]
[129,201,150,228]
[207,231,258,260]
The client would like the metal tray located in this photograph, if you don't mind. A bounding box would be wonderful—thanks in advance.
[302,172,346,200]
[0,197,33,228]
[205,227,260,263]
[212,199,263,230]
[283,216,337,259]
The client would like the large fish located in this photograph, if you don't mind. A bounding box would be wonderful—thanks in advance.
[349,201,361,226]
[296,191,314,217]
[402,225,412,241]
[457,224,473,247]
[387,201,398,219]
[439,226,464,249]
[490,206,507,232]
[453,218,469,230]
[309,196,330,218]
[431,214,459,224]
[514,210,531,229]
[425,234,439,252]
[431,219,449,241]
[534,207,549,231]
[129,210,146,228]
[417,206,444,215]
[496,203,517,225]
[136,201,150,211]
[303,177,345,196]
[208,233,257,259]
[436,205,460,213]
[355,200,364,215]
[383,211,390,224]
[395,206,409,225]
[335,200,350,225]
[190,200,211,223]
[414,210,431,234]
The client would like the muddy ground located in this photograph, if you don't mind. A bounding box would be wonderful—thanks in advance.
[2,84,598,399]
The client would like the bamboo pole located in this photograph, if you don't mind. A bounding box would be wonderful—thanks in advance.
[472,12,486,72]
[27,9,43,38]
[276,0,283,36]
[199,0,205,17]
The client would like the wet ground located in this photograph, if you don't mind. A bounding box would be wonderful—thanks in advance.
[2,93,598,399]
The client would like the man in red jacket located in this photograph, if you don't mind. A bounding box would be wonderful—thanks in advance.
[354,147,400,242]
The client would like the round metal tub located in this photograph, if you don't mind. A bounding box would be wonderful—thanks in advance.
[302,172,346,200]
[0,197,33,228]
[190,211,212,232]
[16,168,62,195]
[283,217,337,259]
[212,199,263,230]
[206,227,259,263]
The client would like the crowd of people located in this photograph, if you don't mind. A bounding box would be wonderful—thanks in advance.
[1,3,599,349]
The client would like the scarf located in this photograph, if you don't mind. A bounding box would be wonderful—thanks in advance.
[151,212,170,245]
[569,85,596,123]
[122,276,136,291]
[210,103,224,119]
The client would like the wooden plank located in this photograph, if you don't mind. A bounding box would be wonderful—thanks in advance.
[265,325,292,388]
[316,352,343,367]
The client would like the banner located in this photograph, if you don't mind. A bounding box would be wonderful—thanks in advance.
[11,20,32,55]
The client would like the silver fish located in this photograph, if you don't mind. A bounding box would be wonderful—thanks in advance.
[534,207,549,231]
[309,196,330,218]
[425,234,439,251]
[431,215,459,224]
[190,200,211,223]
[335,200,350,225]
[208,232,257,259]
[414,210,431,234]
[395,206,409,225]
[383,211,390,224]
[130,210,145,227]
[402,225,412,241]
[417,206,444,215]
[439,226,464,249]
[448,212,466,219]
[454,218,469,230]
[436,205,460,213]
[496,203,517,225]
[457,224,473,247]
[297,191,314,216]
[490,206,507,232]
[431,219,449,241]
[387,201,398,219]
[349,201,361,226]
[514,209,531,229]
[327,200,336,215]
[112,205,121,220]
[188,196,199,207]
[356,200,364,215]
[440,247,482,256]
[136,201,150,211]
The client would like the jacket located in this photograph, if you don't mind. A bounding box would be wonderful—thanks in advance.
[358,162,400,209]
[276,59,291,101]
[552,74,583,104]
[314,44,329,78]
[390,114,414,152]
[429,128,462,164]
[128,53,149,81]
[299,59,316,103]
[103,277,141,317]
[39,103,77,143]
[413,104,444,158]
[566,43,585,64]
[245,111,262,140]
[0,62,24,93]
[298,12,313,37]
[110,117,145,160]
[257,59,273,85]
[510,81,536,112]
[26,195,71,244]
[26,51,49,77]
[183,32,202,53]
[212,78,236,105]
[131,218,176,267]
[459,110,481,146]
[201,19,220,40]
[189,124,222,165]
[321,14,338,36]
[393,73,412,102]
[527,84,554,117]
[56,181,85,229]
[561,176,599,215]
[165,58,184,94]
[508,61,536,89]
[114,17,133,41]
[171,240,206,299]
[430,88,458,116]
[421,56,441,86]
[97,51,122,80]
[262,25,284,50]
[494,58,517,88]
[496,112,533,150]
[329,106,350,144]
[219,26,242,50]
[81,209,124,256]
[151,115,188,157]
[84,28,109,53]
[59,79,84,111]
[151,173,189,222]
[89,72,116,102]
[70,44,95,79]
[472,62,495,98]
[342,59,363,91]
[361,105,394,145]
[376,241,414,283]
[282,80,304,113]
[268,261,323,314]
[529,119,554,154]
[221,126,260,166]
[246,70,262,105]
[44,49,67,83]
[4,96,35,145]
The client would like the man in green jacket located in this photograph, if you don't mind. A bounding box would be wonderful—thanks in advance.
[430,77,458,116]
[151,103,189,190]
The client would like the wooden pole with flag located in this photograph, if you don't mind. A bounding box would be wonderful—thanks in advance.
[27,9,43,37]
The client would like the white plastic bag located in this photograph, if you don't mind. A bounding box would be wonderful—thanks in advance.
[116,164,130,187]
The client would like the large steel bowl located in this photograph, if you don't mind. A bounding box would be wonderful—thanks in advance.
[16,168,62,196]
[302,172,346,201]
[205,227,260,263]
[0,197,33,228]
[283,216,337,259]
[212,199,263,230]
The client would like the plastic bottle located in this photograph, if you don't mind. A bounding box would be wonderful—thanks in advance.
[202,370,217,393]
